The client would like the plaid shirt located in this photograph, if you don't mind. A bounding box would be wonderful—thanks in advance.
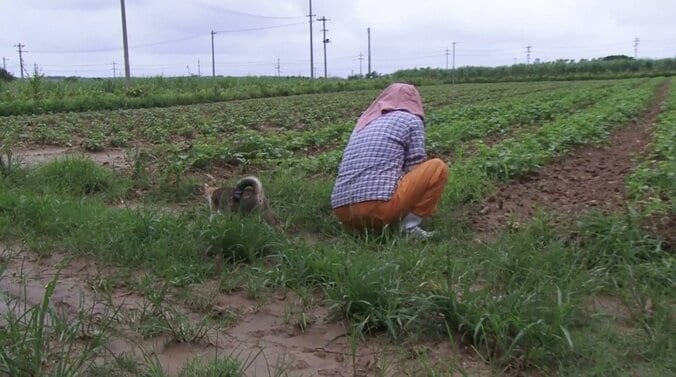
[331,110,426,208]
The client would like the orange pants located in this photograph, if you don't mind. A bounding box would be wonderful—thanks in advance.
[334,158,449,231]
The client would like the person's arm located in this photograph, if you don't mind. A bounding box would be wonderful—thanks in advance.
[403,117,426,172]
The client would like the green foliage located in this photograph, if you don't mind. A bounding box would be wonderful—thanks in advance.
[178,356,242,377]
[0,67,15,82]
[0,77,672,375]
[0,75,397,116]
[27,156,121,197]
[0,269,113,376]
[392,58,676,84]
[627,82,676,215]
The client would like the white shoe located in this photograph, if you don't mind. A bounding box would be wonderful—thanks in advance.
[400,213,423,231]
[405,226,436,240]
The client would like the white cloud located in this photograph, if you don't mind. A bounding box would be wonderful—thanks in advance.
[1,0,674,77]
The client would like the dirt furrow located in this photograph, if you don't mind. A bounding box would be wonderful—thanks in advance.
[0,247,481,376]
[471,80,671,236]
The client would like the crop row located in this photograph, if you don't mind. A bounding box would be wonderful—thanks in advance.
[627,79,675,215]
[441,77,664,204]
[151,80,628,173]
[0,76,399,116]
[3,80,616,150]
[267,77,661,206]
[268,79,647,173]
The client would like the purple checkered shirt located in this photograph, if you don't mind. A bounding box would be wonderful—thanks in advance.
[331,110,426,209]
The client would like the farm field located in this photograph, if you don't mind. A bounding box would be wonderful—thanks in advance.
[0,77,674,376]
[2,57,674,117]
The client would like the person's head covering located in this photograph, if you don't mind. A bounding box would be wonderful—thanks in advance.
[355,83,425,132]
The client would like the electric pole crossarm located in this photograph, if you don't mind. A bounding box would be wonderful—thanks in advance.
[317,16,330,78]
[14,43,26,79]
[211,30,216,77]
[367,27,371,77]
[308,0,315,78]
[633,37,640,58]
[526,45,532,65]
[358,52,364,76]
[119,0,131,88]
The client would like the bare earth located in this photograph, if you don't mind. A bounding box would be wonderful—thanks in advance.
[0,247,485,376]
[472,82,671,237]
[14,146,128,169]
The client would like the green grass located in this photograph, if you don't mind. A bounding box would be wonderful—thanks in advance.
[0,266,115,376]
[0,78,673,375]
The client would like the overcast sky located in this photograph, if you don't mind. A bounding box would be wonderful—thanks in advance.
[1,0,675,78]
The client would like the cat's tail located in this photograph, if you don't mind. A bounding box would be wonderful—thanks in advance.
[231,176,265,205]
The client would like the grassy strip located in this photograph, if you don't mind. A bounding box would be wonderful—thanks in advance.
[0,67,623,117]
[627,78,675,215]
[425,81,625,155]
[439,77,664,206]
[1,78,671,374]
[0,76,400,116]
[0,160,672,374]
[4,80,610,150]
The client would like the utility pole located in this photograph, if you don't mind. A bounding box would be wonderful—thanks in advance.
[452,41,456,84]
[14,43,25,79]
[33,62,38,75]
[445,48,449,69]
[633,37,640,58]
[308,0,315,78]
[276,58,281,77]
[197,59,201,76]
[211,30,216,77]
[119,0,131,88]
[526,45,532,64]
[367,27,371,77]
[112,61,117,78]
[358,52,364,76]
[2,56,7,70]
[317,16,330,78]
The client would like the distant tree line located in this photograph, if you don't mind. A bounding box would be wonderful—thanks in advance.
[0,67,15,82]
[390,57,676,83]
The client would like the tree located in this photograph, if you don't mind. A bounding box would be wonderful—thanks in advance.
[601,55,634,61]
[0,67,15,82]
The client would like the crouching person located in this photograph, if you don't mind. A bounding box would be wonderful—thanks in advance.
[330,83,448,239]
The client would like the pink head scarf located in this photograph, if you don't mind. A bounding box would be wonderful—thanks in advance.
[355,83,425,132]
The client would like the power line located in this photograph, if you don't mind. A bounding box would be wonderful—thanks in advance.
[14,43,26,79]
[452,41,457,84]
[214,21,305,33]
[211,30,216,77]
[358,52,364,76]
[317,16,330,78]
[119,0,131,88]
[206,6,305,19]
[367,27,372,76]
[633,37,640,58]
[30,23,304,55]
[526,45,532,64]
[308,0,315,78]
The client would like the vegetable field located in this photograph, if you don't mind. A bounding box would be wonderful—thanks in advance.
[0,77,673,376]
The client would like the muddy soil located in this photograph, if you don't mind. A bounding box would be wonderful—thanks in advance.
[14,146,129,170]
[472,82,671,236]
[0,247,484,376]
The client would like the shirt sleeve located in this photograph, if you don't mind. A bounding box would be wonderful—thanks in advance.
[403,117,426,172]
